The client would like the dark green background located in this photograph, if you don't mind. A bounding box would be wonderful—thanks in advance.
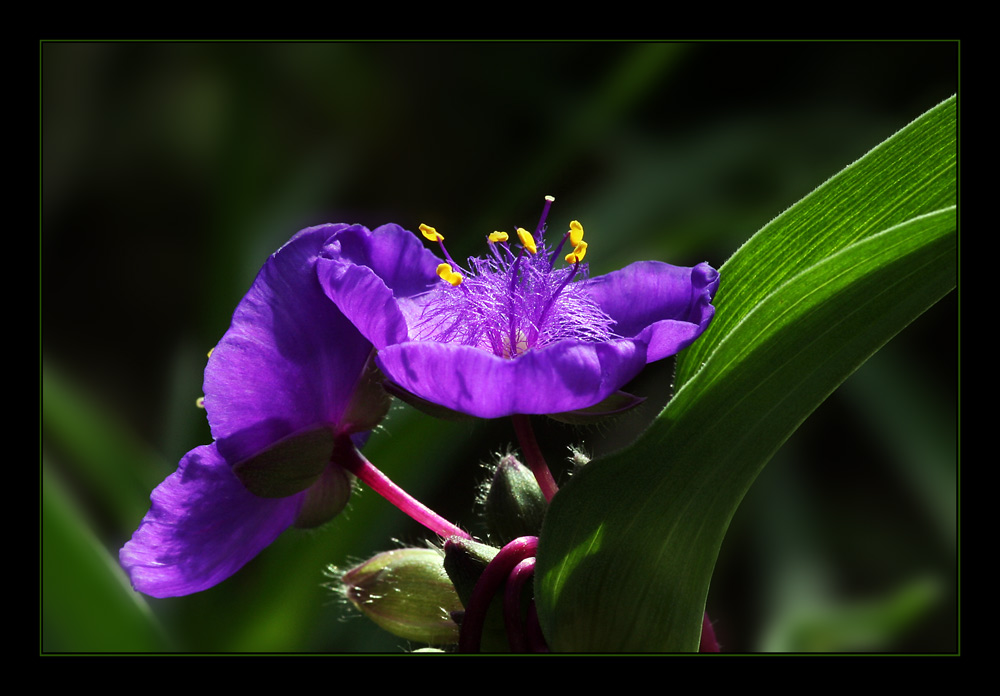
[41,41,957,652]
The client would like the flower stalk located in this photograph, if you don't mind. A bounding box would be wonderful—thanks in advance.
[511,415,558,501]
[457,535,540,653]
[504,556,537,652]
[336,436,471,540]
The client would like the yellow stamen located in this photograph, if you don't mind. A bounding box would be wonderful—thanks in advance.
[516,227,537,254]
[207,347,214,358]
[569,220,584,247]
[420,223,444,242]
[195,396,205,409]
[489,231,509,243]
[565,241,588,264]
[436,262,463,287]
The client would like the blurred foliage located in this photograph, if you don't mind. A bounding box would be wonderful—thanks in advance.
[41,41,957,653]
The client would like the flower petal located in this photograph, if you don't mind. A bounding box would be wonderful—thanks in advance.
[316,253,410,349]
[333,223,441,297]
[119,444,302,598]
[376,339,647,419]
[204,224,374,464]
[583,260,720,362]
[317,224,439,348]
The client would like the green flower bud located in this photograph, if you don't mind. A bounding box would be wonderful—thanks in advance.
[484,454,547,545]
[340,547,462,646]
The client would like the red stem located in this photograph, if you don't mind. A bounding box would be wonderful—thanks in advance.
[511,414,558,501]
[504,557,536,652]
[337,437,471,540]
[458,536,539,653]
[700,612,720,652]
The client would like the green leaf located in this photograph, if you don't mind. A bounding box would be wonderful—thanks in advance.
[42,465,170,652]
[674,95,958,392]
[535,96,956,651]
[42,364,173,531]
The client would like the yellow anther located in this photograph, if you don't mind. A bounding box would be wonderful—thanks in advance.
[565,241,588,264]
[436,262,463,287]
[207,347,214,358]
[489,231,509,243]
[419,223,444,243]
[516,227,537,254]
[195,396,205,409]
[569,220,584,247]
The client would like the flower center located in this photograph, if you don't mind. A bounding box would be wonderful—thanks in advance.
[412,197,616,359]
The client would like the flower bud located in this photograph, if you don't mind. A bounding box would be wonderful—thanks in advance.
[339,547,462,646]
[483,454,547,545]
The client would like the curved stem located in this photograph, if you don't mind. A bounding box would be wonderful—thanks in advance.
[336,436,471,540]
[458,536,539,653]
[525,602,549,653]
[504,557,536,652]
[511,414,558,501]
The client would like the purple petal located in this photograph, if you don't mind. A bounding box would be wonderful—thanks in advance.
[120,444,302,598]
[317,224,439,348]
[327,223,440,297]
[204,224,374,464]
[316,254,411,349]
[376,339,647,419]
[583,261,719,362]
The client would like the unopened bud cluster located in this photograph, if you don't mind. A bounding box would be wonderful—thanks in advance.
[340,453,549,650]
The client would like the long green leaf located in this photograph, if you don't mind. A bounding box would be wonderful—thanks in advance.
[42,465,170,652]
[675,95,957,391]
[535,96,956,651]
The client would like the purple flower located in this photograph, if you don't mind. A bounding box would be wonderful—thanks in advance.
[318,200,719,419]
[120,225,387,598]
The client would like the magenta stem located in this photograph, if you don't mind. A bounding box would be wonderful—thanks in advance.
[511,414,558,501]
[337,437,471,540]
[525,602,549,653]
[504,557,536,652]
[700,612,719,652]
[458,536,539,653]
